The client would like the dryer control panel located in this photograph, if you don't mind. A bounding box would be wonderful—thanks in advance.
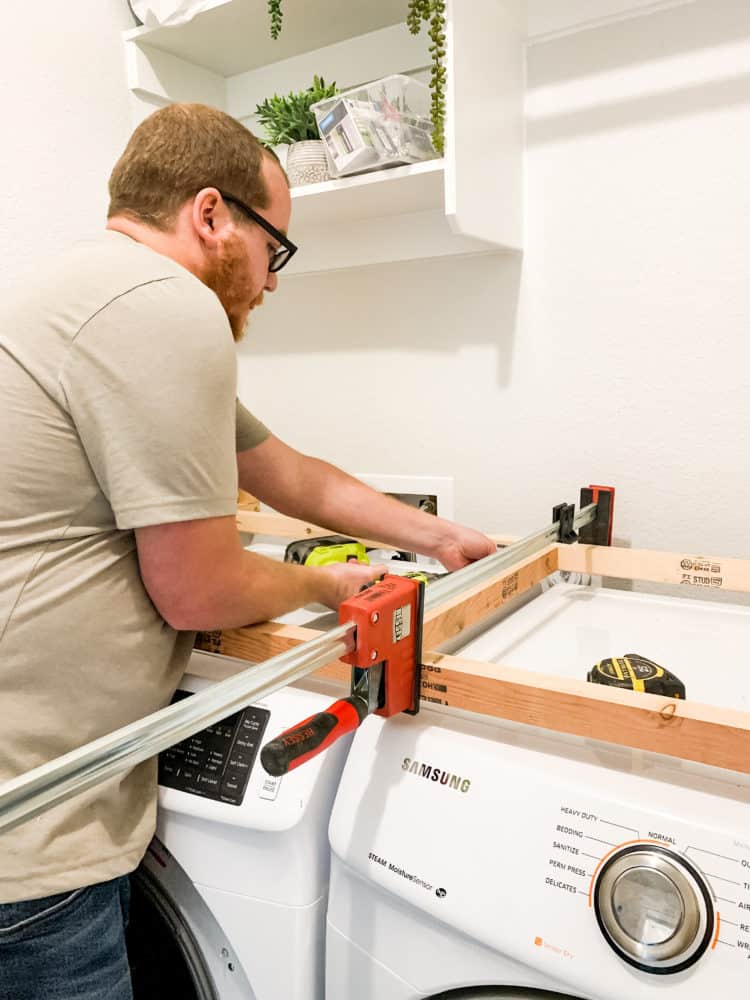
[158,690,270,805]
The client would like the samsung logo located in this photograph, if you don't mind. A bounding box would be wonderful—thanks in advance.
[402,757,471,793]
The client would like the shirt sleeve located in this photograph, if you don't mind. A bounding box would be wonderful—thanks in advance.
[59,276,239,530]
[236,398,270,453]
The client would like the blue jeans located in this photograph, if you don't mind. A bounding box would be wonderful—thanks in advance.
[0,876,132,1000]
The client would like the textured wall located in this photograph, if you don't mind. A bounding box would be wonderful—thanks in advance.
[0,0,135,289]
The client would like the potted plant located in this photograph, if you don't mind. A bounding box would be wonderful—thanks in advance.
[255,76,338,186]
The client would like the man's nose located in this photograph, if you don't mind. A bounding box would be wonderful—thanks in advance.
[264,271,278,293]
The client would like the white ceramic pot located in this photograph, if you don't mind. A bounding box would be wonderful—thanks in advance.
[285,140,330,186]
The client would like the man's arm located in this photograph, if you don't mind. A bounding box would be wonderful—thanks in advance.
[135,516,384,630]
[237,435,496,571]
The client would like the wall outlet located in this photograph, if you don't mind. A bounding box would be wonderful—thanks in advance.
[354,474,455,566]
[354,474,455,521]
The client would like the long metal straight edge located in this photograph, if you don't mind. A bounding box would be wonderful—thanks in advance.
[424,503,597,612]
[0,623,355,834]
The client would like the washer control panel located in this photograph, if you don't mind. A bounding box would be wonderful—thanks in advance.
[593,844,714,974]
[158,690,270,805]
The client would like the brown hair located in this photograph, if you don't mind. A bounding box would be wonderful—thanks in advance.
[108,103,278,229]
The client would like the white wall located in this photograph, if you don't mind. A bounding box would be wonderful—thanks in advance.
[3,0,748,588]
[0,0,134,289]
[239,0,750,583]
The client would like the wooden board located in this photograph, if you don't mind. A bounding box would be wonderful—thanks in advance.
[419,652,750,775]
[558,544,750,595]
[196,620,346,678]
[234,508,391,549]
[234,508,517,549]
[237,489,260,511]
[422,547,558,649]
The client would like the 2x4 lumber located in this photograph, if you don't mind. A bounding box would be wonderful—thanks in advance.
[195,620,346,682]
[234,509,391,550]
[235,508,517,549]
[237,490,260,511]
[558,544,750,595]
[420,651,750,776]
[422,547,558,649]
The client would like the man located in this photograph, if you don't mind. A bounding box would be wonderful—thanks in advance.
[0,103,495,999]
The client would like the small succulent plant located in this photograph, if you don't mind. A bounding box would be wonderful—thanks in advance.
[255,76,338,146]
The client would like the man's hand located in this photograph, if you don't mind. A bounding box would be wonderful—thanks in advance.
[315,561,387,610]
[433,525,496,572]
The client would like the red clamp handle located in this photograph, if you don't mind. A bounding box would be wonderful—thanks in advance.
[259,696,368,777]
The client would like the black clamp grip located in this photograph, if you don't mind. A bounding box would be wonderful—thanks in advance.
[579,486,615,546]
[260,695,369,777]
[552,503,578,544]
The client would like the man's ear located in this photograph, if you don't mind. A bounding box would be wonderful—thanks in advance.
[192,188,228,247]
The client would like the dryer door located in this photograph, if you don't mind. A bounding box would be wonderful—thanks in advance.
[127,865,217,1000]
[126,841,255,1000]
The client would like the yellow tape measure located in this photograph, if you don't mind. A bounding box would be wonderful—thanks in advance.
[587,654,686,699]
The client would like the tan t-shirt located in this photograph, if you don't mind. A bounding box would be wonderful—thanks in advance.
[0,231,268,902]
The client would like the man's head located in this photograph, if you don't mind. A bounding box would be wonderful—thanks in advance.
[107,103,292,340]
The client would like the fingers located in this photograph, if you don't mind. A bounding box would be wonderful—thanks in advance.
[317,561,387,609]
[365,562,387,581]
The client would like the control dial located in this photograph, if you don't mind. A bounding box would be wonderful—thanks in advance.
[594,843,714,974]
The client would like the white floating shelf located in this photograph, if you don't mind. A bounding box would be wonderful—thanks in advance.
[125,0,526,274]
[124,0,408,78]
[285,160,497,276]
[290,160,446,227]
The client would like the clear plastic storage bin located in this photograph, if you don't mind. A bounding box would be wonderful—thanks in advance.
[311,74,437,178]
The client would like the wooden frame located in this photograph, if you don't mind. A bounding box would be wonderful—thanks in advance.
[201,520,750,776]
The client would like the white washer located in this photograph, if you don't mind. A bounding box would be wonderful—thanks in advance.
[325,582,750,999]
[126,649,352,1000]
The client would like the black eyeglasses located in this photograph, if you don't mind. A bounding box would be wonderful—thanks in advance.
[217,190,297,273]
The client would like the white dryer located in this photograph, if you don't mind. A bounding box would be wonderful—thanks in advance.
[126,649,352,1000]
[325,581,750,999]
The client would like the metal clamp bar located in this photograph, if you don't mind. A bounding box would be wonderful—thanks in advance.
[423,503,597,612]
[0,624,355,834]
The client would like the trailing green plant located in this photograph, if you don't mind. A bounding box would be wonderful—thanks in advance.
[268,0,282,40]
[406,0,431,34]
[407,0,446,155]
[255,76,338,146]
